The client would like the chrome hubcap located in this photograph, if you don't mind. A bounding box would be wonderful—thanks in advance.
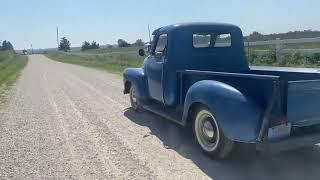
[195,110,220,152]
[130,88,138,108]
[203,121,214,139]
[131,89,137,103]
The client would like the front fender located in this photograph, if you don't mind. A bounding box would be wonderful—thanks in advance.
[183,80,263,142]
[123,68,149,100]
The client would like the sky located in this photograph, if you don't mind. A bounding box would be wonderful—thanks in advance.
[0,0,319,50]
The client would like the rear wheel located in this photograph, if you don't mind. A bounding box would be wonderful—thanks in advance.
[193,107,234,159]
[130,86,141,111]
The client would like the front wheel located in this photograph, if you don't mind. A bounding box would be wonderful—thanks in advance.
[129,86,141,111]
[193,107,234,159]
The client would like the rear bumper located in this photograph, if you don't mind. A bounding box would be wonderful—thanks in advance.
[256,131,320,153]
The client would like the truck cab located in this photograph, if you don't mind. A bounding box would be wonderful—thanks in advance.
[123,23,320,159]
[140,23,247,105]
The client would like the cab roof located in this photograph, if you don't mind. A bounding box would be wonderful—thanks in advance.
[152,22,241,35]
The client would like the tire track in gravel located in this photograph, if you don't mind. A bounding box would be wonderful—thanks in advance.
[43,64,155,179]
[44,71,114,179]
[58,63,210,179]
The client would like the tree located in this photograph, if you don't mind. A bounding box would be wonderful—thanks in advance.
[133,39,144,46]
[59,37,71,52]
[81,41,91,51]
[90,41,100,49]
[1,40,14,51]
[117,39,131,47]
[81,41,100,51]
[247,32,264,41]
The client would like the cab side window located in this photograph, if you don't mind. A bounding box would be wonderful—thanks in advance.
[153,34,168,58]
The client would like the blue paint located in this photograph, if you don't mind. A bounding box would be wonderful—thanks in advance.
[123,68,149,100]
[183,80,262,142]
[287,80,320,127]
[123,23,320,149]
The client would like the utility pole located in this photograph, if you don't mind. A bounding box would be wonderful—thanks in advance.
[56,26,59,49]
[31,44,33,54]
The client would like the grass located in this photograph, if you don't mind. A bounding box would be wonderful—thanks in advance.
[0,51,28,104]
[78,46,141,54]
[46,47,143,74]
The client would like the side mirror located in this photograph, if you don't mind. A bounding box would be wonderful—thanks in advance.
[138,49,145,56]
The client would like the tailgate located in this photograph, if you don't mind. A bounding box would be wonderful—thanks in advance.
[287,80,320,127]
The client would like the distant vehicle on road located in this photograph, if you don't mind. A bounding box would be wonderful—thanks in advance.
[22,49,28,55]
[123,23,320,159]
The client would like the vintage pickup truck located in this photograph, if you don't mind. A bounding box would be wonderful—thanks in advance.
[123,22,320,159]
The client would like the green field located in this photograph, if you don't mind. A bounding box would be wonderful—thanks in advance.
[0,51,28,103]
[46,44,320,76]
[46,47,143,74]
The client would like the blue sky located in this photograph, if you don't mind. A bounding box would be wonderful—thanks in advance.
[1,0,319,50]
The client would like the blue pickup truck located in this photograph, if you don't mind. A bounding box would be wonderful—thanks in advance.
[123,22,320,159]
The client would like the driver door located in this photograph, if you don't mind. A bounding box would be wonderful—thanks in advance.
[145,34,167,103]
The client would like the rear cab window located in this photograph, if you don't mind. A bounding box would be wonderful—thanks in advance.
[193,33,232,48]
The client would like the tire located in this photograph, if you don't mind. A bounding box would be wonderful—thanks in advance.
[193,107,234,159]
[129,86,141,111]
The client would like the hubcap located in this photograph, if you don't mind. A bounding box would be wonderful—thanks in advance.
[203,121,214,139]
[195,110,220,152]
[131,89,137,103]
[130,88,138,108]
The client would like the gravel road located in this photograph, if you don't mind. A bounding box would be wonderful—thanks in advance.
[0,55,320,180]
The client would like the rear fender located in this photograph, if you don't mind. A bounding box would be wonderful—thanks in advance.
[123,68,149,100]
[183,80,263,142]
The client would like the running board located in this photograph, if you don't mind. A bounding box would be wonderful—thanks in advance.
[142,103,184,126]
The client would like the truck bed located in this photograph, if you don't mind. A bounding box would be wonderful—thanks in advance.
[180,67,320,140]
[249,66,320,128]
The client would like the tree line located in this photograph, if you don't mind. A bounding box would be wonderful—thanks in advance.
[0,40,14,51]
[58,37,145,52]
[194,30,320,45]
[245,30,320,41]
[58,30,320,52]
[117,39,144,48]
